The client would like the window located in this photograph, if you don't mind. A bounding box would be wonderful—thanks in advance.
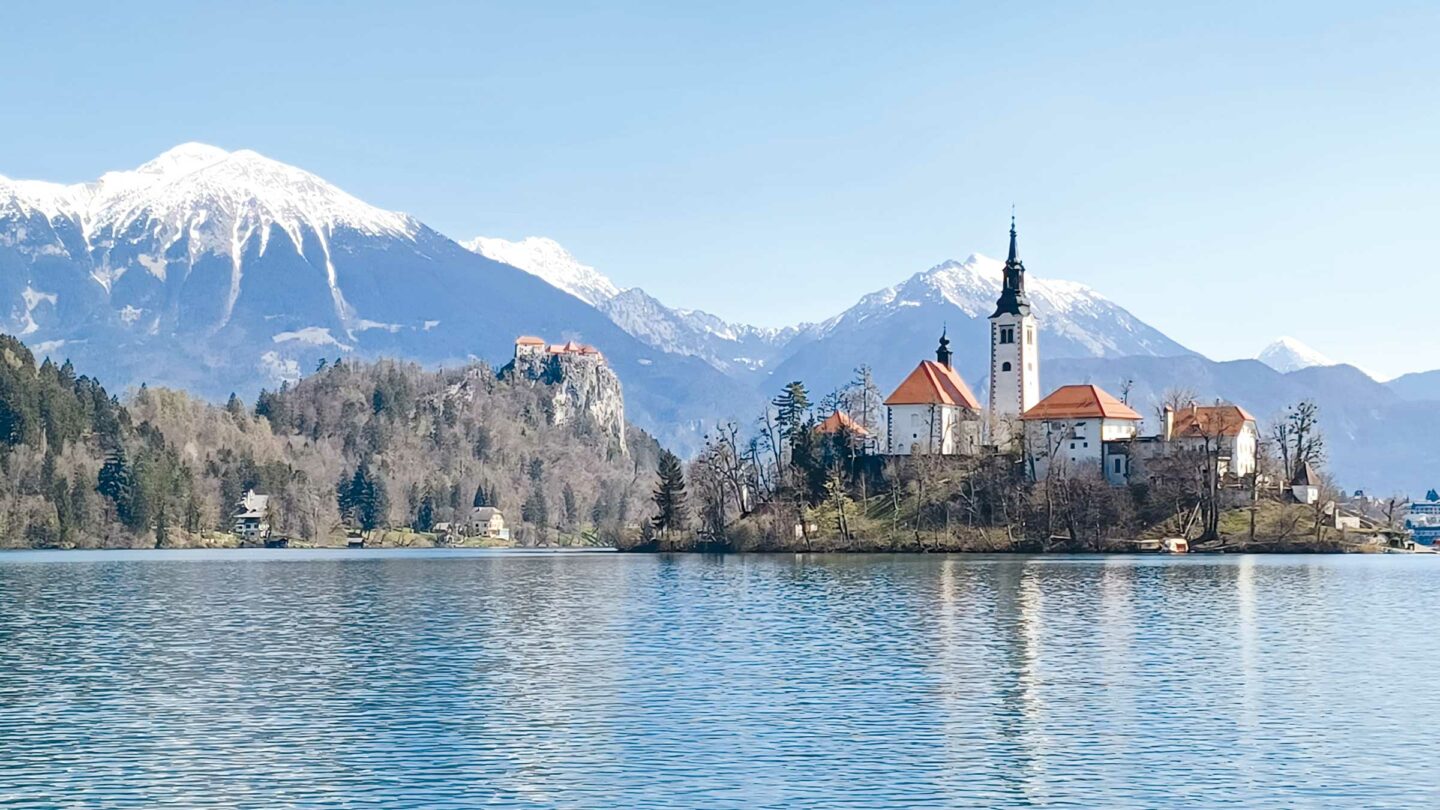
[1027,328,1035,345]
[998,326,1015,344]
[1001,361,1012,372]
[1114,458,1123,474]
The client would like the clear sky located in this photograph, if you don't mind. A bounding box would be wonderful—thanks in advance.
[3,2,1438,378]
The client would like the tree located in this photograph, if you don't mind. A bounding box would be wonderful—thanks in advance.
[652,449,689,537]
[415,492,436,533]
[338,464,389,531]
[772,381,812,439]
[1271,400,1325,482]
[562,483,579,530]
[522,485,549,541]
[225,393,247,421]
[356,466,389,532]
[97,443,132,523]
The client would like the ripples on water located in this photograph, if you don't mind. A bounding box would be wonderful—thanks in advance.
[1,550,1437,808]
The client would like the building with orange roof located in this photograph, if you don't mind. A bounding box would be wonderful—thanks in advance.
[514,335,547,361]
[817,410,868,437]
[883,332,982,456]
[512,335,607,365]
[1021,384,1143,482]
[1157,402,1260,476]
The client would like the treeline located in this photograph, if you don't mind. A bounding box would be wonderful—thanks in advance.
[0,333,662,548]
[626,369,1340,552]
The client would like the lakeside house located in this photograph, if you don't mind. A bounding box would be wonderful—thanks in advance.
[464,506,509,540]
[232,490,270,541]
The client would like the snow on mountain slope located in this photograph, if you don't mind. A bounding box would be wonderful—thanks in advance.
[3,142,415,247]
[0,145,754,452]
[1257,336,1336,373]
[812,254,1189,356]
[463,236,619,306]
[462,236,798,376]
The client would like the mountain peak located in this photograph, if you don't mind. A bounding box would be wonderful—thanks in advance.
[1258,336,1335,373]
[135,142,231,177]
[462,235,620,306]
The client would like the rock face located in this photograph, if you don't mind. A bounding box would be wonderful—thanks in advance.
[502,352,627,454]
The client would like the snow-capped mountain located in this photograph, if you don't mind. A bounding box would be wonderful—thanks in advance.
[1257,336,1335,373]
[462,236,619,306]
[0,144,749,448]
[765,254,1192,398]
[596,288,801,376]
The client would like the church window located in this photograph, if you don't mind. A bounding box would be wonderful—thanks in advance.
[1027,328,1034,345]
[1001,361,1012,372]
[999,326,1015,344]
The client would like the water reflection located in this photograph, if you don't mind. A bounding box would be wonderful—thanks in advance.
[1,550,1438,808]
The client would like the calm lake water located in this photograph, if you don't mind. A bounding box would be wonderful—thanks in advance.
[1,550,1437,808]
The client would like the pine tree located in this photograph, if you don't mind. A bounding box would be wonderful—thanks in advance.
[562,483,579,530]
[416,493,436,532]
[651,449,689,536]
[97,443,132,523]
[356,465,389,532]
[522,485,549,541]
[772,381,811,439]
[225,393,247,420]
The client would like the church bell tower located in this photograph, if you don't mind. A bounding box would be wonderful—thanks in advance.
[987,215,1039,445]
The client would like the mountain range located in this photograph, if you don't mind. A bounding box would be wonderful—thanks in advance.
[3,144,1437,494]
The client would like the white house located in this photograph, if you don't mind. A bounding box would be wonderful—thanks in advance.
[232,490,270,541]
[1021,384,1144,483]
[1163,403,1260,477]
[464,506,510,539]
[883,333,982,456]
[987,216,1040,447]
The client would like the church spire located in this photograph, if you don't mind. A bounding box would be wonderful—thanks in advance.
[991,212,1030,318]
[935,326,953,369]
[1007,211,1019,264]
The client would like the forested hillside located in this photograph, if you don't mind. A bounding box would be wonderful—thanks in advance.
[0,334,661,548]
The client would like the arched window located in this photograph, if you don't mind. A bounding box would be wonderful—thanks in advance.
[1001,361,1012,372]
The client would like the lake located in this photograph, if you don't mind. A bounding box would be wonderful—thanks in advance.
[1,550,1436,808]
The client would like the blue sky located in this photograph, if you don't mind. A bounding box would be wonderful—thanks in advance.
[3,2,1438,377]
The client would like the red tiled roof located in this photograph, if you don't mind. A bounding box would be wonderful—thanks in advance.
[1022,384,1142,421]
[816,410,869,436]
[883,361,981,410]
[1171,404,1256,437]
[515,335,546,345]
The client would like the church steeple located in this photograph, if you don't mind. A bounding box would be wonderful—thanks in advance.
[991,213,1030,318]
[935,327,953,369]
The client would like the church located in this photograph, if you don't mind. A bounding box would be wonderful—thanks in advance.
[882,216,1038,454]
[878,216,1260,487]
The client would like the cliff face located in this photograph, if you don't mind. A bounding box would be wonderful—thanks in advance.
[503,354,627,454]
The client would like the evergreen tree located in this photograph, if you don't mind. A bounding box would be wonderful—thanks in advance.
[225,393,247,420]
[416,493,436,533]
[97,443,132,523]
[522,485,549,539]
[473,482,490,508]
[772,381,811,439]
[562,483,579,530]
[355,465,389,532]
[651,449,689,536]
